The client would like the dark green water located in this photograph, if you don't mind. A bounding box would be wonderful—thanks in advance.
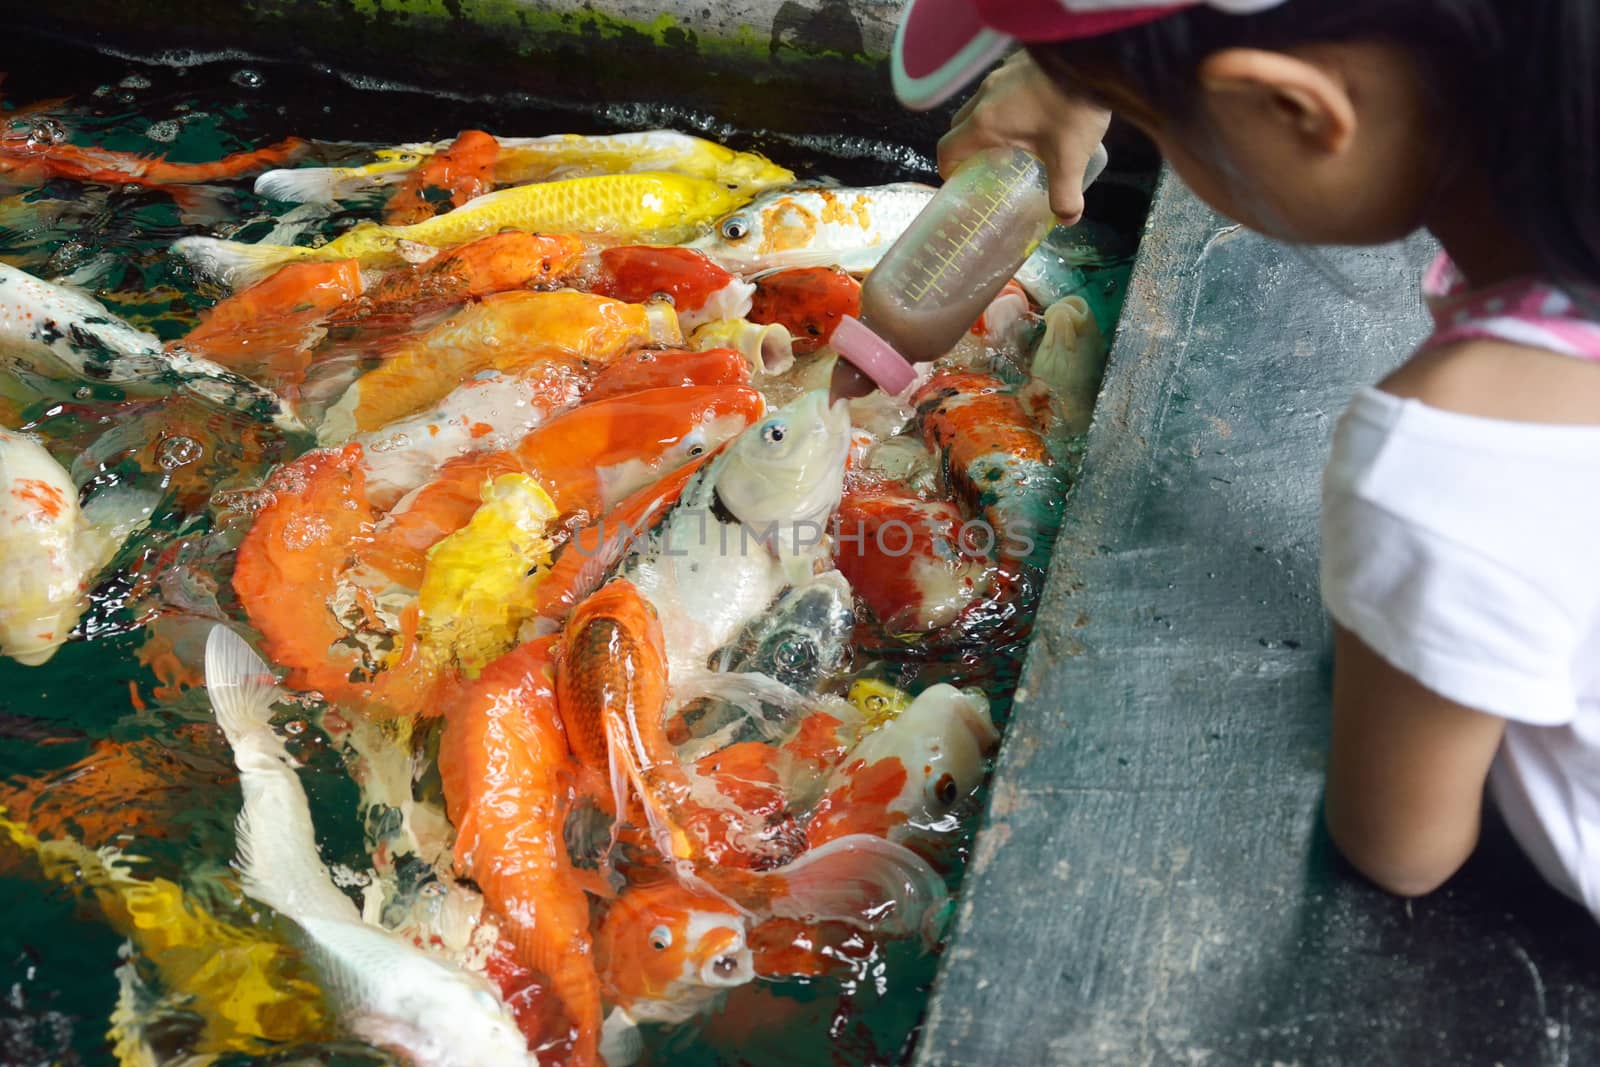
[0,38,1142,1067]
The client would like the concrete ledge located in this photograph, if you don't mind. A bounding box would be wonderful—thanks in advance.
[917,173,1600,1066]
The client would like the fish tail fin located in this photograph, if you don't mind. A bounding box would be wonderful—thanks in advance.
[172,235,316,290]
[254,165,383,205]
[204,625,279,747]
[759,834,950,947]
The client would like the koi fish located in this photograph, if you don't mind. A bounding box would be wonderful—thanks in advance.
[359,384,763,590]
[0,724,230,853]
[559,579,946,944]
[334,366,586,509]
[383,129,499,225]
[623,390,852,680]
[204,626,534,1067]
[685,183,935,274]
[807,684,997,847]
[832,481,994,633]
[688,317,796,376]
[171,258,364,389]
[589,245,754,332]
[531,453,714,629]
[584,346,751,403]
[435,634,602,1065]
[0,428,155,665]
[256,130,793,205]
[748,266,861,355]
[0,814,332,1054]
[674,571,858,753]
[177,172,749,288]
[231,444,453,719]
[323,289,680,435]
[0,136,307,188]
[1029,294,1108,436]
[334,231,589,329]
[416,474,558,676]
[914,371,1066,573]
[0,262,300,430]
[597,881,755,1066]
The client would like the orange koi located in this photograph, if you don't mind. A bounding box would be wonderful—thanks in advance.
[0,137,308,188]
[330,289,680,433]
[832,480,993,633]
[532,453,712,628]
[230,445,455,719]
[747,266,860,355]
[584,347,750,404]
[337,231,588,329]
[383,129,499,226]
[438,636,600,1064]
[173,259,363,389]
[589,245,753,331]
[357,385,759,592]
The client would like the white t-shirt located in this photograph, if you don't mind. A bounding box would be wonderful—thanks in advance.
[1321,387,1600,916]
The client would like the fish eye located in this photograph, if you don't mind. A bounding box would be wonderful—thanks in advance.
[761,423,786,444]
[721,216,751,241]
[650,925,673,951]
[775,638,816,672]
[932,773,959,809]
[649,290,676,306]
[688,444,706,457]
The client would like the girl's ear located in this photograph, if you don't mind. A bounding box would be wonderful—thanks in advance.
[1196,48,1357,157]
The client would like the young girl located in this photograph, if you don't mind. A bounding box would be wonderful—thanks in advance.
[853,0,1600,918]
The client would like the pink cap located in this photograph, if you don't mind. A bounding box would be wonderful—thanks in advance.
[831,315,918,396]
[892,0,1290,110]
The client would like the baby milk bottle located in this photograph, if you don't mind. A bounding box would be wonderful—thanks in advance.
[830,143,1107,396]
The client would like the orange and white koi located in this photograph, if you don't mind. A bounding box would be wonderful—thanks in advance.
[686,183,935,274]
[806,684,997,848]
[322,289,681,435]
[0,428,156,665]
[597,881,754,1065]
[832,480,993,633]
[588,245,754,332]
[584,346,751,403]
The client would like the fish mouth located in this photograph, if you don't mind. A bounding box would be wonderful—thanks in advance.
[955,688,1000,753]
[696,929,755,987]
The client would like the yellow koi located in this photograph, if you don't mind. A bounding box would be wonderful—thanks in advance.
[0,813,330,1055]
[254,130,794,205]
[176,171,749,288]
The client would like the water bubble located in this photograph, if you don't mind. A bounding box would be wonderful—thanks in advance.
[146,119,182,144]
[20,117,67,148]
[73,386,93,400]
[157,435,203,470]
[118,73,153,90]
[231,68,265,89]
[284,719,305,735]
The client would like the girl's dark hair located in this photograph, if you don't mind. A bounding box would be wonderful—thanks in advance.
[1028,0,1600,285]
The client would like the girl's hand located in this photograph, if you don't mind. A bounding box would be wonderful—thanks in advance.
[937,51,1111,225]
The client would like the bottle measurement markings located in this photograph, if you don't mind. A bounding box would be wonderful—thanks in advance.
[903,176,1026,303]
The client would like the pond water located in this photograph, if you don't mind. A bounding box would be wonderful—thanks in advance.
[0,37,1143,1067]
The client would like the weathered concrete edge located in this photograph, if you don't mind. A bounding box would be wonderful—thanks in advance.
[914,168,1211,1062]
